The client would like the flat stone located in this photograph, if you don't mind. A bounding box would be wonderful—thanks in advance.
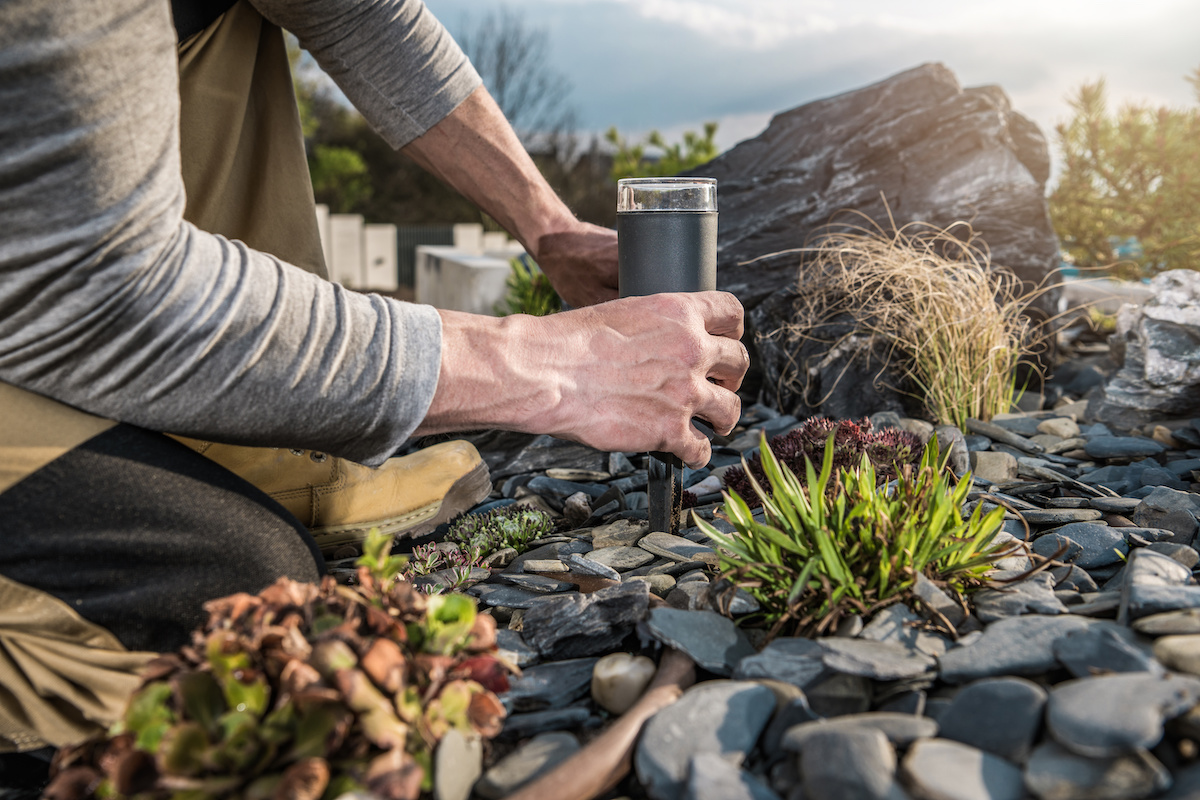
[1039,418,1082,439]
[973,573,1068,622]
[1134,608,1200,636]
[993,415,1044,436]
[969,451,1019,483]
[522,582,649,660]
[520,559,568,573]
[990,531,1034,573]
[1147,542,1200,569]
[965,434,993,452]
[585,545,656,572]
[1024,741,1171,800]
[634,681,776,800]
[782,712,938,751]
[639,531,719,565]
[936,424,971,475]
[938,615,1093,683]
[900,739,1024,800]
[1085,436,1166,460]
[495,629,539,668]
[760,695,820,758]
[666,581,711,611]
[1120,549,1200,623]
[684,756,782,800]
[966,418,1045,454]
[1132,487,1200,543]
[859,604,951,658]
[475,732,580,799]
[1022,508,1104,525]
[1065,591,1122,618]
[434,729,482,800]
[644,608,757,677]
[561,552,621,581]
[1153,634,1200,676]
[733,637,829,689]
[1046,672,1200,756]
[799,728,901,800]
[506,539,591,574]
[625,573,676,597]
[589,519,648,549]
[498,573,575,594]
[804,672,873,717]
[1052,624,1162,679]
[1085,496,1144,514]
[819,637,937,681]
[470,584,562,610]
[503,658,598,712]
[1034,523,1129,569]
[936,677,1046,764]
[1051,565,1098,593]
[914,573,968,627]
[500,706,591,739]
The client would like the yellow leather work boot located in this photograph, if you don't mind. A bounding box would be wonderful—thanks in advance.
[171,438,491,554]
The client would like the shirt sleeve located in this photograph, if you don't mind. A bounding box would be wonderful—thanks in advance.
[0,0,442,466]
[250,0,483,148]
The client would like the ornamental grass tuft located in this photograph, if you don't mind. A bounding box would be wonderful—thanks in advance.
[699,432,1007,639]
[46,530,511,800]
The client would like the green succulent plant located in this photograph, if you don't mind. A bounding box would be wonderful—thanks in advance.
[494,257,560,317]
[46,531,511,800]
[446,504,554,557]
[699,432,1007,639]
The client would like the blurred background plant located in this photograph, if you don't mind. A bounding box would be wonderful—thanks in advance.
[700,432,1006,639]
[606,122,719,181]
[46,531,510,800]
[1049,67,1200,280]
[494,257,561,316]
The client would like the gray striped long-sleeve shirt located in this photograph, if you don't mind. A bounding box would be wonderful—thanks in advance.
[0,0,482,465]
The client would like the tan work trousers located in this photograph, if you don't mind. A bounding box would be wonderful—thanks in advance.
[0,0,325,750]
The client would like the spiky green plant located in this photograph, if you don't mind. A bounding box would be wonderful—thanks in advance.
[698,433,1007,639]
[446,505,554,556]
[494,257,561,317]
[46,531,511,800]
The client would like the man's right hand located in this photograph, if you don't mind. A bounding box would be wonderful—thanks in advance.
[417,292,748,468]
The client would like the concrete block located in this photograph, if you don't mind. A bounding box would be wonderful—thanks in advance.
[416,245,513,315]
[363,224,399,291]
[328,213,364,288]
[453,223,484,255]
[314,203,331,270]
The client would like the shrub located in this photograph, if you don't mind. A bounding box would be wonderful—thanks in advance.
[494,257,561,317]
[699,433,1006,639]
[46,532,510,800]
[605,122,719,180]
[723,417,921,508]
[779,218,1049,428]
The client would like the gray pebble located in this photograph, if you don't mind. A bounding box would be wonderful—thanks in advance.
[973,573,1068,622]
[503,657,598,712]
[1034,522,1129,569]
[819,637,937,681]
[1133,608,1200,636]
[938,615,1092,683]
[685,756,782,800]
[563,552,621,581]
[1052,623,1162,679]
[644,607,757,677]
[585,545,656,571]
[900,738,1024,800]
[782,712,938,751]
[1024,741,1170,800]
[475,732,579,799]
[639,531,719,565]
[1084,436,1166,460]
[800,728,901,800]
[1046,672,1200,756]
[936,677,1046,764]
[734,636,830,690]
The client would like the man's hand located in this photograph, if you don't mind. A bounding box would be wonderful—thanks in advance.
[417,291,748,468]
[533,222,619,308]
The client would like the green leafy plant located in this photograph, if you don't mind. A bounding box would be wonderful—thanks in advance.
[698,433,1007,639]
[46,531,511,800]
[606,122,719,180]
[402,542,487,595]
[1050,68,1200,279]
[495,257,561,316]
[724,417,921,508]
[446,504,555,557]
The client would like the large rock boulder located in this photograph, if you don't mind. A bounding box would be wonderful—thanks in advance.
[689,62,1059,418]
[1089,269,1200,428]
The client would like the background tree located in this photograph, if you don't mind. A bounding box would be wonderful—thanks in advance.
[606,122,720,181]
[1049,68,1200,278]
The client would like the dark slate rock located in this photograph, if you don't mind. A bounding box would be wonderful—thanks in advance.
[1085,436,1167,460]
[469,584,562,610]
[495,629,539,668]
[913,573,968,627]
[695,63,1059,420]
[684,756,781,800]
[1133,608,1200,636]
[563,552,621,581]
[877,690,926,716]
[761,696,820,758]
[1026,742,1172,800]
[1086,496,1144,514]
[525,476,607,511]
[1052,624,1162,679]
[1031,533,1082,563]
[498,573,575,594]
[475,732,580,800]
[1167,457,1200,478]
[1162,760,1200,800]
[589,519,648,548]
[1119,549,1200,623]
[972,573,1068,622]
[1132,487,1200,543]
[804,673,873,718]
[584,545,656,572]
[935,677,1046,764]
[500,706,592,739]
[991,416,1044,437]
[1050,565,1098,593]
[799,728,901,800]
[638,532,718,565]
[1046,672,1200,757]
[502,658,598,713]
[782,713,938,752]
[899,739,1024,800]
[819,638,936,681]
[635,681,776,800]
[936,424,971,475]
[1065,591,1122,618]
[938,615,1092,683]
[522,582,649,660]
[734,637,829,689]
[1036,522,1130,569]
[491,433,608,479]
[965,434,993,452]
[859,604,951,658]
[1078,465,1136,495]
[643,607,757,677]
[506,539,591,574]
[1021,508,1104,525]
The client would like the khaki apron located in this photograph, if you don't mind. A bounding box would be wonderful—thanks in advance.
[0,0,325,749]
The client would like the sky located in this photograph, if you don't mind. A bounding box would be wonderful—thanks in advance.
[422,0,1200,172]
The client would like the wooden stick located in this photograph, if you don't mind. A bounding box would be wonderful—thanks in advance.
[504,648,696,800]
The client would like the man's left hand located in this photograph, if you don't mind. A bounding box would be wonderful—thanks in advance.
[534,222,619,308]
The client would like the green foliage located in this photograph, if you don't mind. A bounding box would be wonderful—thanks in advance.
[1050,69,1200,278]
[309,144,372,213]
[447,504,555,556]
[698,432,1006,639]
[606,122,719,181]
[494,257,561,316]
[50,546,511,799]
